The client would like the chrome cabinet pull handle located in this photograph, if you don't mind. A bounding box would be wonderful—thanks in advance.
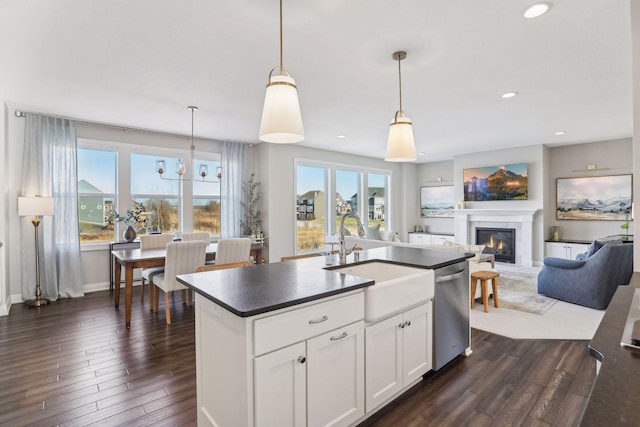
[298,356,306,364]
[405,320,411,327]
[399,323,405,329]
[309,315,328,324]
[330,331,348,341]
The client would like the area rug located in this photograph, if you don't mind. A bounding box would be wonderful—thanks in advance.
[495,271,557,315]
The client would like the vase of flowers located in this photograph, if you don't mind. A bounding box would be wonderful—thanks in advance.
[111,207,143,242]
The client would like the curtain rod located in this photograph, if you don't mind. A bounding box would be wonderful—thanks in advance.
[14,109,253,147]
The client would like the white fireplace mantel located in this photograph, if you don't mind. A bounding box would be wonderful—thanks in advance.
[454,209,540,267]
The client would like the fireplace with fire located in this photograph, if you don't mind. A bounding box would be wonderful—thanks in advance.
[476,227,516,263]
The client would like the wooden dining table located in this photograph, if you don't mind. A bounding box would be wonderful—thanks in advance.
[112,243,264,328]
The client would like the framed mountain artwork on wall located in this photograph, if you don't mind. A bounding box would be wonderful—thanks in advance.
[463,163,528,201]
[556,174,632,220]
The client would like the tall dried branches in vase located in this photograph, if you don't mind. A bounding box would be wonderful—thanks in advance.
[241,173,262,236]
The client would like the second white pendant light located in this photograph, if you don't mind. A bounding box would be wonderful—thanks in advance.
[385,51,417,162]
[259,0,304,144]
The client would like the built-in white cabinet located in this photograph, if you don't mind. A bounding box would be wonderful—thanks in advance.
[195,291,365,427]
[307,322,365,427]
[195,285,435,426]
[365,302,432,412]
[545,241,589,259]
[254,342,307,426]
[409,233,454,246]
[255,321,364,427]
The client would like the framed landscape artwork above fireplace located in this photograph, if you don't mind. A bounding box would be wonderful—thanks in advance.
[463,163,528,201]
[556,174,632,221]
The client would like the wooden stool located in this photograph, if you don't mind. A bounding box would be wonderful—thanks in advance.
[471,271,500,313]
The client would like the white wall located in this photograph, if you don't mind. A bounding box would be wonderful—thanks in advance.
[0,102,8,315]
[545,138,633,241]
[416,160,454,234]
[632,0,640,271]
[255,143,416,263]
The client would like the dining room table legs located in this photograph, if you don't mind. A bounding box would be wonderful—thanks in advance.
[113,259,134,328]
[125,265,134,328]
[114,259,121,308]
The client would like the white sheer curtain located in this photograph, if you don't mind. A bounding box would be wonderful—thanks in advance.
[20,114,83,300]
[220,141,247,238]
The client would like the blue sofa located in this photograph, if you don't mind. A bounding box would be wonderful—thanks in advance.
[537,243,633,309]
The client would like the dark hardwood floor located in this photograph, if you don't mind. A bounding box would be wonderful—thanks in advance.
[0,288,596,426]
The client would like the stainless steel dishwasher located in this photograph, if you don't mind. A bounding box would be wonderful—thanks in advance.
[433,260,470,370]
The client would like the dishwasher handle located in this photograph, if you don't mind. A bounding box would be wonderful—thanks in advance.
[436,270,466,283]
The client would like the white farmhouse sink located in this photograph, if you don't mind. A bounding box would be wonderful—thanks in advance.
[330,262,435,322]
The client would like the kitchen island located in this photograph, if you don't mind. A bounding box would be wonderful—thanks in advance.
[581,272,640,425]
[178,246,472,427]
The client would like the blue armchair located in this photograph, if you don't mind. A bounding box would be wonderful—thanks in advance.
[538,243,633,309]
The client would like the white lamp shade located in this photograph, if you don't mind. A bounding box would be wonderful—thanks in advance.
[18,196,55,216]
[259,74,304,143]
[385,115,417,162]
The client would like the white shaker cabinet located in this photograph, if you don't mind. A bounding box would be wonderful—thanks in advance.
[306,322,365,427]
[254,342,307,427]
[545,241,589,259]
[408,233,431,245]
[254,321,365,427]
[365,302,432,412]
[408,233,454,246]
[195,291,365,427]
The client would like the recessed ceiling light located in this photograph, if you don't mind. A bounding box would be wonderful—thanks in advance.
[337,135,346,138]
[554,130,566,135]
[501,92,518,98]
[524,2,551,19]
[418,152,425,156]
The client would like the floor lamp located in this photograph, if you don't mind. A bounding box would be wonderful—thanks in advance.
[18,196,55,308]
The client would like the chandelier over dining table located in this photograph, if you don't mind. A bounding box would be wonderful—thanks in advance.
[155,106,221,182]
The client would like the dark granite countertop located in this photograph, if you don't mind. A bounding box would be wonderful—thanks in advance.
[544,238,592,245]
[581,272,640,426]
[177,246,471,318]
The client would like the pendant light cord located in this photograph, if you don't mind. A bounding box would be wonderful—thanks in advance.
[398,55,403,113]
[189,106,196,151]
[279,0,283,71]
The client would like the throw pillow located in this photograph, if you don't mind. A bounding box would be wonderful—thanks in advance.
[587,239,624,257]
[379,230,395,241]
[365,224,381,240]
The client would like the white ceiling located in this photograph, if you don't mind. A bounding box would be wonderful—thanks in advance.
[0,0,632,163]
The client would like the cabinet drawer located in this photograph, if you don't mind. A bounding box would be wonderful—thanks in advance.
[254,293,364,356]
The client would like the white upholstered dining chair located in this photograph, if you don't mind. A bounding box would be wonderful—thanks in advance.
[151,241,206,325]
[182,232,214,264]
[215,238,252,265]
[139,233,174,304]
[181,232,210,243]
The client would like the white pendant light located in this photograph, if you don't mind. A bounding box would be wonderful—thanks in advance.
[259,0,304,144]
[385,51,417,162]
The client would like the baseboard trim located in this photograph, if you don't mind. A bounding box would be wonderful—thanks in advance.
[84,281,141,294]
[0,301,8,316]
